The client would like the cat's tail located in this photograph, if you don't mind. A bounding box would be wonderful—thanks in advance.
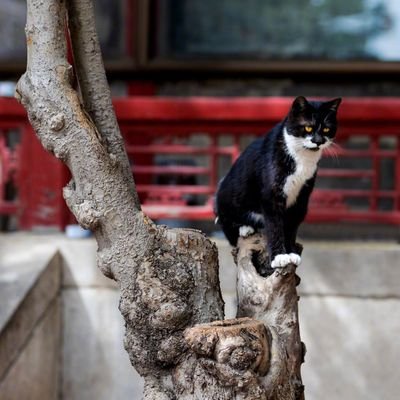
[213,176,225,225]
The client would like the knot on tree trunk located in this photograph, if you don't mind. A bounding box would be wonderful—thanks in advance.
[185,317,270,379]
[120,225,224,377]
[63,181,102,229]
[165,318,269,399]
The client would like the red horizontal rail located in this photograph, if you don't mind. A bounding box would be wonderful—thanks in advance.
[126,145,236,155]
[307,210,400,224]
[315,189,397,198]
[0,202,18,214]
[136,185,214,195]
[4,96,400,125]
[141,204,400,224]
[133,165,210,175]
[138,187,397,199]
[142,204,214,220]
[318,169,374,178]
[332,149,397,158]
[113,97,400,124]
[121,124,272,136]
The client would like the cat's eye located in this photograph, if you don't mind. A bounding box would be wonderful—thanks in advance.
[304,126,313,133]
[323,127,330,133]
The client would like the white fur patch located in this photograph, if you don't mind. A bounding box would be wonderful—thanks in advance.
[271,253,301,268]
[249,212,265,224]
[283,128,323,207]
[320,139,333,150]
[303,136,319,149]
[239,225,255,237]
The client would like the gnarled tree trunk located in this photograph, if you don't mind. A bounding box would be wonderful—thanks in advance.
[16,0,305,398]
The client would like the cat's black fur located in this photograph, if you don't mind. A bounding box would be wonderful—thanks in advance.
[215,96,341,269]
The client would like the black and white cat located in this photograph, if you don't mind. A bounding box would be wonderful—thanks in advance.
[215,96,341,269]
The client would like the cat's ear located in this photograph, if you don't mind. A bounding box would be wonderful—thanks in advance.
[291,96,309,113]
[324,98,342,112]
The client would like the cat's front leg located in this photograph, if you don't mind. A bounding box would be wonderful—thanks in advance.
[283,184,313,257]
[271,253,301,268]
[263,211,301,269]
[283,223,301,256]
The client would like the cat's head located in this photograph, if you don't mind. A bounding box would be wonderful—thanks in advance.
[285,96,342,152]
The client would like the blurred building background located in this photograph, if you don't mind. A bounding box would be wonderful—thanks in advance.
[1,0,400,235]
[1,1,400,400]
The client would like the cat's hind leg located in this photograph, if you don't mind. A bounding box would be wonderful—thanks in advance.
[217,209,262,246]
[237,211,266,239]
[237,211,265,238]
[218,218,256,246]
[239,225,255,238]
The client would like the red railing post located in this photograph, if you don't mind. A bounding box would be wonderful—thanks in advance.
[18,125,70,230]
[395,136,400,212]
[370,137,380,211]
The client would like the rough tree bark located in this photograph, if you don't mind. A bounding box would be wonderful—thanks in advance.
[16,0,305,398]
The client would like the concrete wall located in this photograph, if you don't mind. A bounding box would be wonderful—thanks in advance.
[2,234,400,399]
[216,238,400,400]
[0,241,61,400]
[298,241,400,400]
[59,236,400,400]
[0,299,61,400]
[59,239,144,400]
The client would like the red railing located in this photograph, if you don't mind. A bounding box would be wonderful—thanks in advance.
[0,98,69,229]
[116,97,400,224]
[1,96,400,229]
[0,124,20,215]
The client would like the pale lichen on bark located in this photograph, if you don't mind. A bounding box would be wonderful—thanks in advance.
[17,0,305,398]
[236,235,305,399]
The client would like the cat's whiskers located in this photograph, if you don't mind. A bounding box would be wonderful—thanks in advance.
[330,142,343,152]
[323,142,341,163]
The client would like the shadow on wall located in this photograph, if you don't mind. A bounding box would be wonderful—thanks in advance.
[60,239,144,400]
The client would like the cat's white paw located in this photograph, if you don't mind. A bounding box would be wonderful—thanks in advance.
[271,253,301,268]
[239,225,255,238]
[288,253,301,266]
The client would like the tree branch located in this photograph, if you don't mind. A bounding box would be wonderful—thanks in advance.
[235,234,305,400]
[66,0,138,207]
[17,0,146,282]
[16,0,305,398]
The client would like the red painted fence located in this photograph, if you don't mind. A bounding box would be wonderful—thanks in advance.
[1,96,400,230]
[0,98,69,229]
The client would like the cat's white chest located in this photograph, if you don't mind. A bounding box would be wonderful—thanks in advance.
[283,156,317,207]
[283,129,321,208]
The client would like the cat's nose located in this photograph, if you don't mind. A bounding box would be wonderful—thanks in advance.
[311,134,325,146]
